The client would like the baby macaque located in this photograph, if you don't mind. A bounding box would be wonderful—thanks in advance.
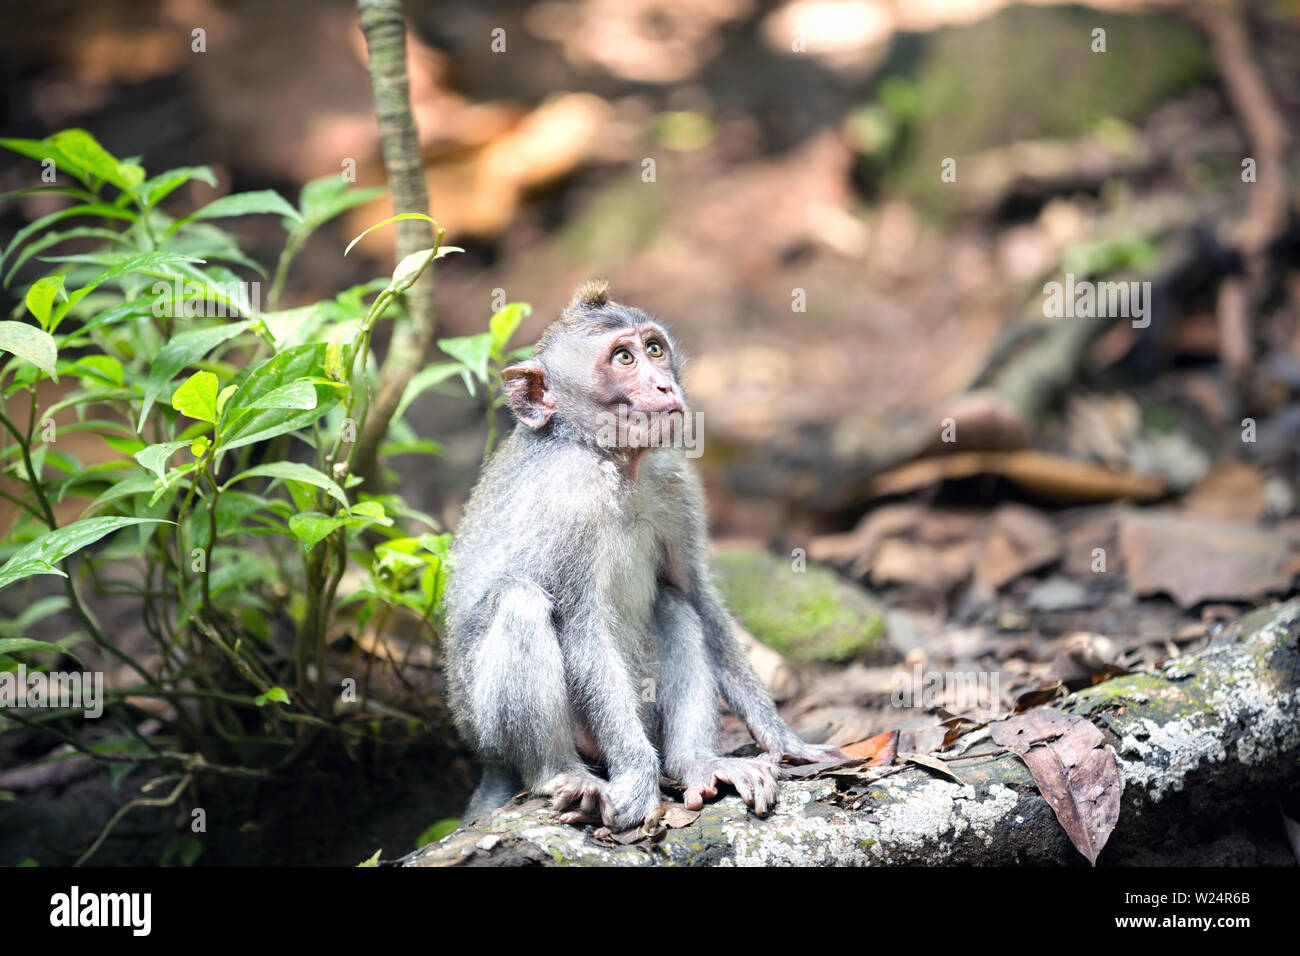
[445,281,842,830]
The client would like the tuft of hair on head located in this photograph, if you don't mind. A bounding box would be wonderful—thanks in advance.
[570,278,609,310]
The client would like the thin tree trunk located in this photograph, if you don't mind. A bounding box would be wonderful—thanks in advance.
[354,0,437,489]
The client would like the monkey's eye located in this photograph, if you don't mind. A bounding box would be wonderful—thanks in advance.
[646,341,664,358]
[613,348,635,366]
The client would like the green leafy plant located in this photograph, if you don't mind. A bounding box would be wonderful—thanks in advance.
[0,129,528,861]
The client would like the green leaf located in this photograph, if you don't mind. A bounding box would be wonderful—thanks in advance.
[101,433,146,457]
[56,296,154,347]
[133,440,190,480]
[211,490,271,536]
[136,322,251,430]
[489,303,531,357]
[0,322,58,381]
[182,190,301,227]
[83,472,156,514]
[357,849,382,867]
[224,461,348,510]
[1,595,69,636]
[345,213,439,256]
[379,439,444,457]
[216,383,238,416]
[288,512,346,549]
[147,462,198,505]
[246,379,317,411]
[324,322,360,382]
[254,686,290,707]
[65,354,123,387]
[0,637,84,666]
[0,517,169,592]
[415,819,461,848]
[0,203,136,274]
[133,165,218,208]
[4,226,133,288]
[1,130,143,192]
[393,362,466,421]
[0,185,97,205]
[217,344,334,452]
[46,129,145,191]
[48,251,204,332]
[297,176,385,229]
[170,370,220,424]
[388,245,464,293]
[24,276,66,329]
[436,333,492,384]
[419,532,453,560]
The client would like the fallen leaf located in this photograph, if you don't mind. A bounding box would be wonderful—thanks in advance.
[840,730,898,765]
[991,708,1122,865]
[974,503,1061,591]
[1012,680,1066,712]
[662,806,702,829]
[903,752,965,784]
[1120,509,1300,608]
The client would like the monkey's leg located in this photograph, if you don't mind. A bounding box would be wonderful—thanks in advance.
[463,764,521,823]
[691,582,846,766]
[561,613,663,831]
[469,582,608,820]
[654,587,777,816]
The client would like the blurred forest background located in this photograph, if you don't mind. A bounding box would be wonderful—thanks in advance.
[2,0,1299,865]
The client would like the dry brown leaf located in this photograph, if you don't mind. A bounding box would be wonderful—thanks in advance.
[974,503,1061,591]
[1120,509,1300,608]
[871,538,977,592]
[990,708,1122,865]
[662,805,702,829]
[840,730,898,765]
[902,752,965,784]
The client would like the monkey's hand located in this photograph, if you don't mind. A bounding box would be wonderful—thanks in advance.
[680,757,779,817]
[758,737,850,767]
[542,769,610,825]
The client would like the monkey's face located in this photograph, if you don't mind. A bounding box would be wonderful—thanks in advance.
[502,320,687,451]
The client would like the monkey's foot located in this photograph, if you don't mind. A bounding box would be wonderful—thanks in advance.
[600,773,664,832]
[759,738,849,766]
[680,757,778,816]
[541,769,609,825]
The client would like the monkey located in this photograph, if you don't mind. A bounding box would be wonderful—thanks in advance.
[444,280,844,831]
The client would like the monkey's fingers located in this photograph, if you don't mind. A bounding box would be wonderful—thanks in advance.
[556,809,602,825]
[682,780,719,811]
[714,767,774,817]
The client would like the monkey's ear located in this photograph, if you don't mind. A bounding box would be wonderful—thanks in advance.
[501,361,555,429]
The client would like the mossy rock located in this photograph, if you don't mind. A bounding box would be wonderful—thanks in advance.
[710,550,889,663]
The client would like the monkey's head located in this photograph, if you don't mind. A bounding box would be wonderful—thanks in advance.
[501,280,686,449]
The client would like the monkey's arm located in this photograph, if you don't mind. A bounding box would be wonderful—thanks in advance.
[562,603,664,829]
